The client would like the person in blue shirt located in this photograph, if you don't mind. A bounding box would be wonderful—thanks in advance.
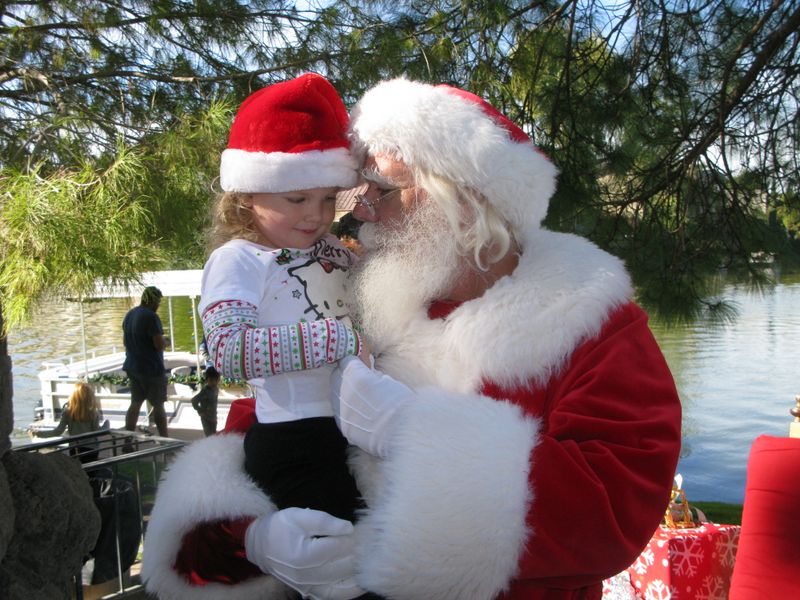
[122,286,169,437]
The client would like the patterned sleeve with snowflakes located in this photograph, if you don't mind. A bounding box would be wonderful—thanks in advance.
[202,299,362,381]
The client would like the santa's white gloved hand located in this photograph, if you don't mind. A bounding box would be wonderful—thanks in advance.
[245,507,366,600]
[331,356,413,458]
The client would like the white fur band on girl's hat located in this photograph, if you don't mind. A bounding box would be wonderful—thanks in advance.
[348,78,558,233]
[220,73,359,193]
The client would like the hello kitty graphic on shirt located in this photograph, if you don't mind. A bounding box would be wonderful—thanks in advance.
[284,237,355,323]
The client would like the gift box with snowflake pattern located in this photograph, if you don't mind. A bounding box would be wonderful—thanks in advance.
[603,523,740,600]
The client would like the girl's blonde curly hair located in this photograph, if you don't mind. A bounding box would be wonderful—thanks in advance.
[207,191,260,251]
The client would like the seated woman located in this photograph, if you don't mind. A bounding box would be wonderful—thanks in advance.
[33,381,106,463]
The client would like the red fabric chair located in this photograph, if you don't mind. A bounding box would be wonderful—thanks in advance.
[729,434,800,599]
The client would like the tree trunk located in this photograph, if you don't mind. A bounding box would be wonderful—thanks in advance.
[0,304,12,457]
[1,302,15,570]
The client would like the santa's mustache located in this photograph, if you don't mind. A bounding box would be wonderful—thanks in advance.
[348,200,464,351]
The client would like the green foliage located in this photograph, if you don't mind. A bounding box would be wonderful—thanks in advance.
[87,373,128,387]
[776,191,800,242]
[1,0,799,325]
[87,371,246,388]
[134,99,235,266]
[495,1,800,317]
[0,0,296,168]
[693,501,743,525]
[0,100,234,330]
[0,149,161,328]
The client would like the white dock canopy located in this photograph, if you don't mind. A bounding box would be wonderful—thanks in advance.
[72,270,205,375]
[91,270,203,299]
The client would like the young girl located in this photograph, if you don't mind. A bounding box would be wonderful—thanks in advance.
[34,381,104,463]
[199,74,368,523]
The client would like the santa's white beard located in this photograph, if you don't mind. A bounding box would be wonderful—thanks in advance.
[351,200,464,352]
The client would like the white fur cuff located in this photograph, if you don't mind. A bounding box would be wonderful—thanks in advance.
[141,434,290,600]
[354,390,539,599]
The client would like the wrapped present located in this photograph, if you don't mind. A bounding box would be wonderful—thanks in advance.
[604,475,740,600]
[626,523,740,599]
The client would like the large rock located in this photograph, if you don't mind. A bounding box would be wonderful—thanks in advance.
[0,451,101,600]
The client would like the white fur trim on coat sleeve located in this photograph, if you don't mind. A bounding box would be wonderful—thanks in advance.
[141,434,293,600]
[353,389,540,599]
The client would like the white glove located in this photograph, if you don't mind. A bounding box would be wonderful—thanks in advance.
[245,507,366,600]
[331,356,413,458]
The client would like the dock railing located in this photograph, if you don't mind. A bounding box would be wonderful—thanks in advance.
[40,345,123,370]
[14,430,185,599]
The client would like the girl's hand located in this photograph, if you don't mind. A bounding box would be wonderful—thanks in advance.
[357,336,372,366]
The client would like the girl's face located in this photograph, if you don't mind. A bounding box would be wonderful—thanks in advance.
[245,187,339,249]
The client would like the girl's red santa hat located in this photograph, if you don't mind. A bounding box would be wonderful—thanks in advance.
[348,78,558,235]
[220,73,358,193]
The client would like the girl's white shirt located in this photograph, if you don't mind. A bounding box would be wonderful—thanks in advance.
[199,235,357,423]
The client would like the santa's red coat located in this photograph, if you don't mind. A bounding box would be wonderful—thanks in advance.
[142,230,681,600]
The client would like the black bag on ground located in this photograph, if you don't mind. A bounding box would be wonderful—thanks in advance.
[88,472,142,584]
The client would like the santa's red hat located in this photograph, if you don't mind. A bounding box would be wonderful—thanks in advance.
[220,73,358,193]
[349,78,558,234]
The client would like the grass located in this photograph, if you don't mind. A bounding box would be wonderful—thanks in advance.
[693,501,743,525]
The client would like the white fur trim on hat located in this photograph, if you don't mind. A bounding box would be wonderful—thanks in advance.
[220,147,358,193]
[220,73,358,194]
[349,78,558,234]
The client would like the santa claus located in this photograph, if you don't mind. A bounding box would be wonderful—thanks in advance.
[142,78,681,600]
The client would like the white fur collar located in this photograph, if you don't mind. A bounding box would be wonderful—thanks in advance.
[375,229,633,392]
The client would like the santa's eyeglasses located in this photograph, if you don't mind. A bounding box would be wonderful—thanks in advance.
[354,168,403,214]
[354,187,401,211]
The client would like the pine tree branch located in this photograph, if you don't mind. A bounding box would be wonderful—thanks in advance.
[0,7,315,35]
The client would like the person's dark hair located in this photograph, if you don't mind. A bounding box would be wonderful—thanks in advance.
[204,366,220,381]
[141,286,163,307]
[333,211,362,239]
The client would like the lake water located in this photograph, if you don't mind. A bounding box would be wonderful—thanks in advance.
[7,276,800,504]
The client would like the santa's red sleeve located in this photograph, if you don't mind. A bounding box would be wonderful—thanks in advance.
[502,302,681,595]
[350,303,681,600]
